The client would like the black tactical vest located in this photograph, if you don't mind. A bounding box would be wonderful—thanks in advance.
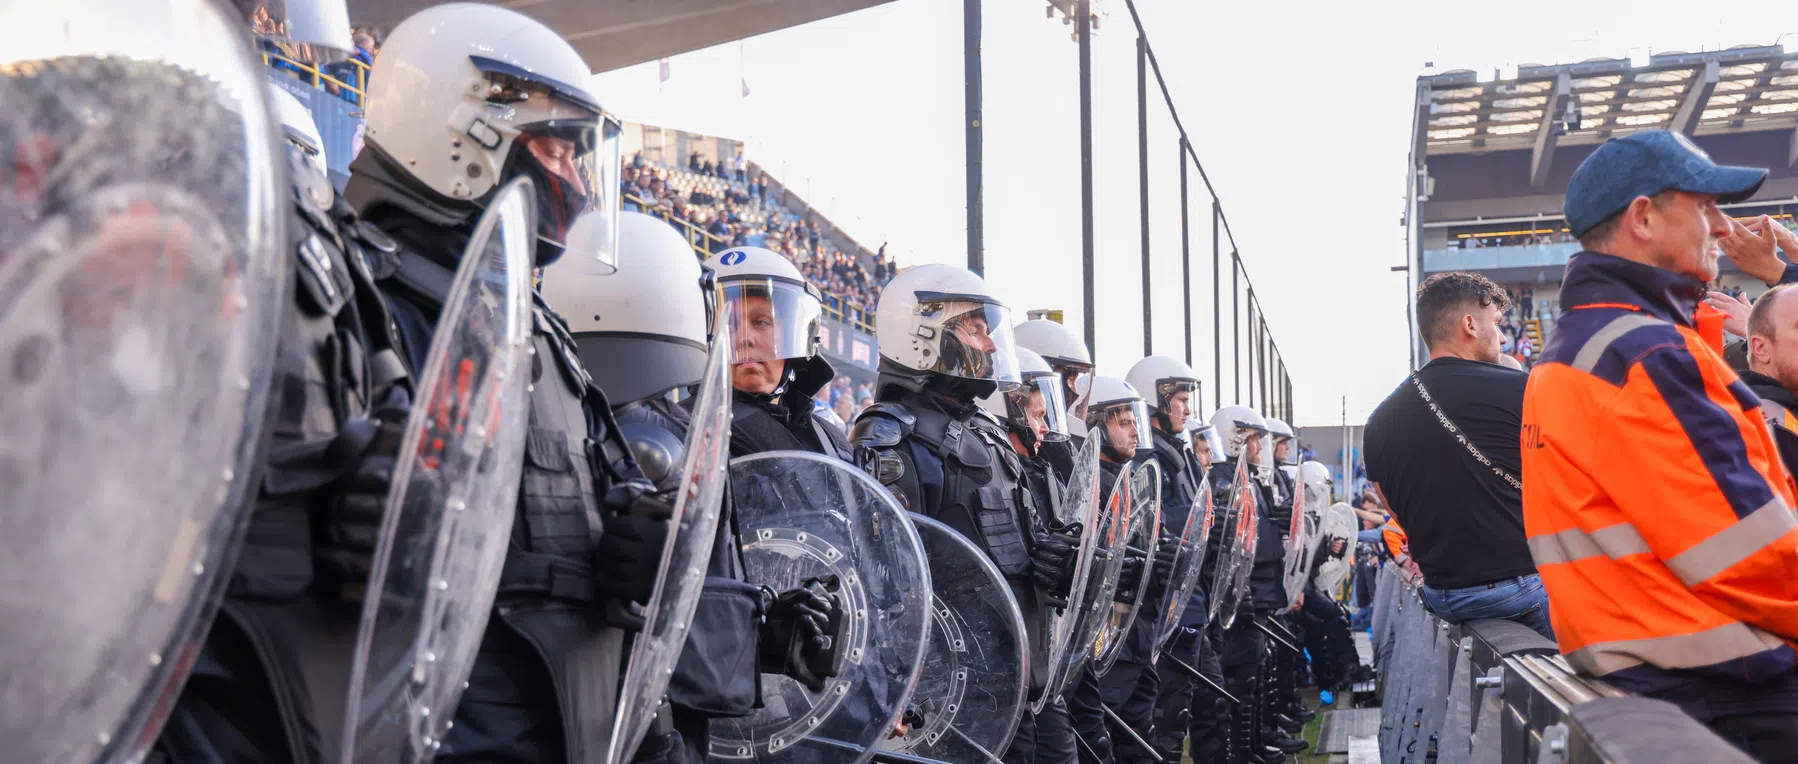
[729,392,853,460]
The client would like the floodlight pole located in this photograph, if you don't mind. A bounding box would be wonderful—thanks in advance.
[1138,34,1152,357]
[1212,200,1221,410]
[963,0,983,276]
[1078,0,1097,357]
[1180,138,1192,368]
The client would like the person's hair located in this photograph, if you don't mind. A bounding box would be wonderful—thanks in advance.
[1749,284,1794,340]
[1417,272,1511,347]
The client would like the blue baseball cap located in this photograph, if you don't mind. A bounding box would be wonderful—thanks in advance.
[1563,129,1767,237]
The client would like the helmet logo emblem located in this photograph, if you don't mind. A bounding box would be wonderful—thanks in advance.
[721,251,747,266]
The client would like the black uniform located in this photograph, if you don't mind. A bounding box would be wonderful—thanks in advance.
[851,371,1049,763]
[152,174,413,763]
[1094,458,1162,763]
[1146,429,1228,763]
[728,356,852,460]
[1015,441,1083,764]
[1261,469,1307,737]
[347,149,656,764]
[1203,461,1275,764]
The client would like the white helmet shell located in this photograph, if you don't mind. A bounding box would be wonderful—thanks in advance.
[1264,416,1297,465]
[362,3,620,255]
[1209,405,1269,462]
[1300,461,1333,507]
[1125,354,1203,430]
[1073,374,1151,456]
[875,264,1020,389]
[1014,318,1093,370]
[540,211,708,402]
[704,246,823,365]
[267,84,328,182]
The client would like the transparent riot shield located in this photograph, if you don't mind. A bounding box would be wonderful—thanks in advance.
[1153,473,1215,653]
[1034,437,1102,711]
[1207,461,1262,631]
[1280,468,1312,611]
[1041,447,1128,701]
[1311,503,1359,600]
[340,180,537,761]
[885,514,1029,764]
[712,452,931,764]
[0,4,287,760]
[1088,461,1163,676]
[606,317,734,764]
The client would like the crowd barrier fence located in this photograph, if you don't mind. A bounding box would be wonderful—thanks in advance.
[1368,566,1752,764]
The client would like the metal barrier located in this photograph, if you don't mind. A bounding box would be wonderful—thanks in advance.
[1369,566,1751,764]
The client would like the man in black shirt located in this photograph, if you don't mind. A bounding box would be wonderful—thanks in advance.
[1365,272,1552,639]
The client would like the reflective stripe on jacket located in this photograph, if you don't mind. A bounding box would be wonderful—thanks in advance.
[1521,251,1798,713]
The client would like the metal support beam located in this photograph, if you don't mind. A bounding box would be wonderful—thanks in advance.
[1246,295,1256,408]
[1232,255,1241,403]
[1181,140,1192,367]
[1673,60,1720,137]
[1077,0,1096,357]
[1138,35,1152,356]
[1529,73,1572,189]
[962,0,983,275]
[1213,201,1222,410]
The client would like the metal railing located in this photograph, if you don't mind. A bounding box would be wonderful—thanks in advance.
[261,49,369,101]
[625,193,877,336]
[1370,565,1752,764]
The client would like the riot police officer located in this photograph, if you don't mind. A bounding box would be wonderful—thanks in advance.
[1081,375,1169,763]
[1261,417,1316,742]
[147,12,420,758]
[979,347,1081,764]
[852,264,1076,761]
[541,212,842,762]
[1125,357,1231,763]
[340,6,671,761]
[705,246,853,460]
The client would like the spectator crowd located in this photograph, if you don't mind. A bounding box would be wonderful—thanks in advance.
[620,151,898,321]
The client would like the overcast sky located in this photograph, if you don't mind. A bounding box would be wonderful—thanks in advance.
[591,0,1795,426]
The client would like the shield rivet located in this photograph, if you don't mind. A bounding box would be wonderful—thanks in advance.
[420,707,431,717]
[796,532,808,542]
[952,639,964,650]
[222,468,235,482]
[738,748,749,756]
[425,651,438,663]
[450,499,467,512]
[192,562,205,576]
[436,579,449,590]
[237,377,251,391]
[148,653,162,666]
[98,732,111,745]
[835,685,847,695]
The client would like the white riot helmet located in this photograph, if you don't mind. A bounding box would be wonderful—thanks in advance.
[360,2,621,267]
[1014,317,1094,415]
[1125,355,1203,433]
[1265,416,1297,466]
[1299,461,1333,509]
[541,211,709,403]
[1209,405,1270,472]
[267,85,328,186]
[978,347,1070,450]
[705,246,823,394]
[1073,375,1152,462]
[875,264,1021,392]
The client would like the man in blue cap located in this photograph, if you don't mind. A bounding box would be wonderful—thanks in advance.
[1522,131,1798,764]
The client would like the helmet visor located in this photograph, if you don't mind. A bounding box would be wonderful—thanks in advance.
[1088,400,1153,455]
[722,277,822,365]
[498,83,622,267]
[1155,379,1202,431]
[1007,372,1070,444]
[920,299,1020,390]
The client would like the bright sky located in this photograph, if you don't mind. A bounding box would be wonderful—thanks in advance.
[591,0,1796,427]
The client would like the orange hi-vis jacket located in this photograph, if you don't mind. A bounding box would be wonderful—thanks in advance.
[1522,251,1798,721]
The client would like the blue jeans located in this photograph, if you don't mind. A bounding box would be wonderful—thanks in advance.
[1419,574,1555,641]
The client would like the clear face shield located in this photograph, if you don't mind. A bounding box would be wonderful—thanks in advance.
[721,277,823,366]
[1273,435,1297,466]
[1088,400,1153,459]
[920,298,1021,391]
[487,68,622,268]
[1155,379,1201,431]
[1006,371,1070,444]
[1062,365,1095,423]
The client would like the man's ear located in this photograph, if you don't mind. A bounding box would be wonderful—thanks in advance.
[1462,312,1479,338]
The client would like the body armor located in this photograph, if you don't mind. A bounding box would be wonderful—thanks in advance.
[852,394,1033,575]
[729,391,852,461]
[155,183,411,763]
[366,206,648,764]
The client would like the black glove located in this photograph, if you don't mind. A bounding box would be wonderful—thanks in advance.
[1030,522,1083,607]
[1115,546,1147,604]
[1148,534,1181,599]
[593,507,672,604]
[318,388,414,606]
[760,576,847,692]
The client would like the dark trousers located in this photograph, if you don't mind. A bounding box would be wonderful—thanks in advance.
[1298,585,1357,690]
[1069,668,1116,763]
[1711,713,1798,764]
[1007,697,1081,764]
[1215,613,1268,761]
[1151,624,1227,762]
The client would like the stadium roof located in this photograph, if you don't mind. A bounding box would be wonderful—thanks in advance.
[1418,45,1798,157]
[349,0,897,73]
